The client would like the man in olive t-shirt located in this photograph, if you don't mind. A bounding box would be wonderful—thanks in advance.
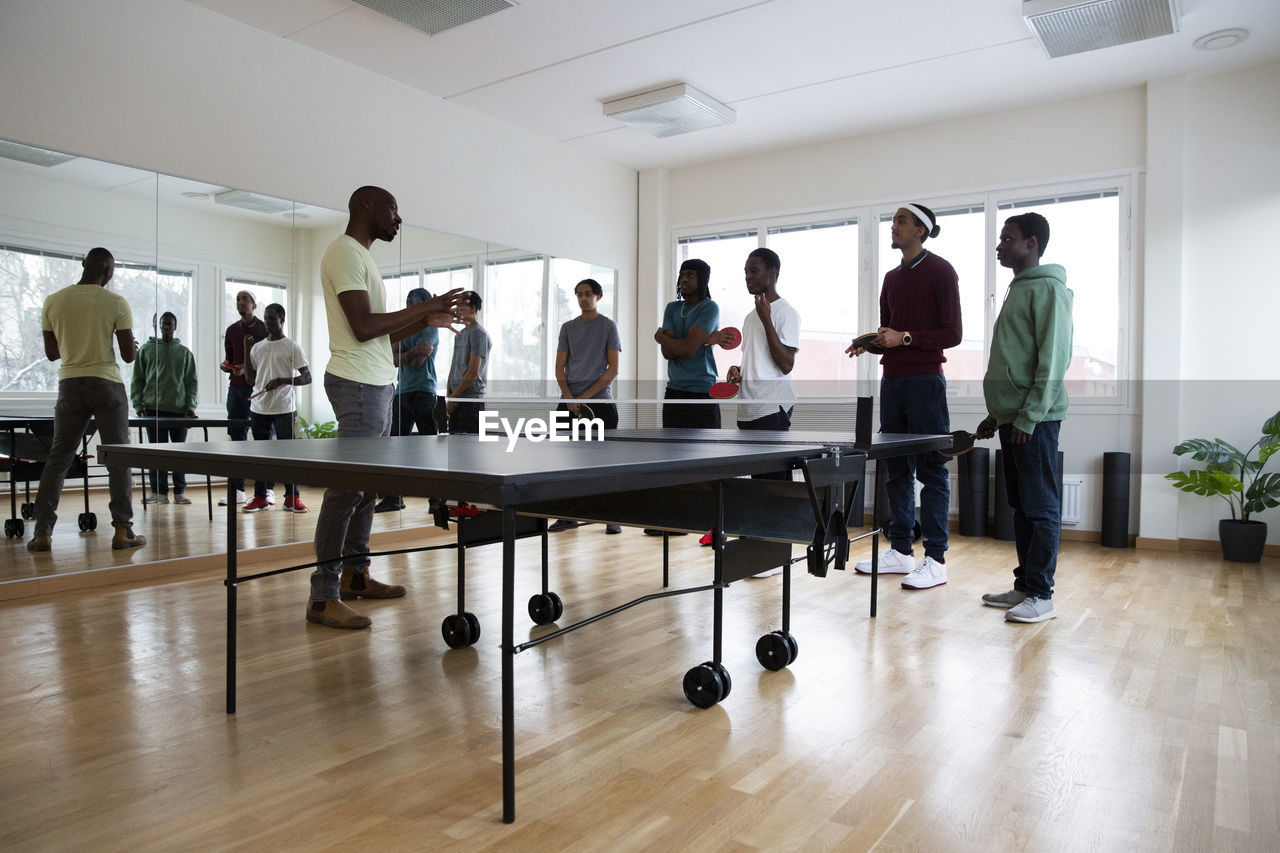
[29,247,146,553]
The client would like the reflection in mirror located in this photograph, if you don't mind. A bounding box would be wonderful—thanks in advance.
[0,141,615,589]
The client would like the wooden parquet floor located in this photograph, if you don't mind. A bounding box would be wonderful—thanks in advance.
[0,528,1277,851]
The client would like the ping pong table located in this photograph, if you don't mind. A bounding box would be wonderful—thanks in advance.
[100,424,953,822]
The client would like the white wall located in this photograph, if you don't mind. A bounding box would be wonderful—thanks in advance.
[1145,61,1280,544]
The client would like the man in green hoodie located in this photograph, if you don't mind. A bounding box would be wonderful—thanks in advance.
[131,311,198,504]
[974,212,1073,623]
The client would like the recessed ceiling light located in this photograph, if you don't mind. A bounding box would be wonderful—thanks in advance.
[181,191,209,199]
[1193,28,1248,50]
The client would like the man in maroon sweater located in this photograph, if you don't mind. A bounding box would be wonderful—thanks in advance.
[847,203,962,590]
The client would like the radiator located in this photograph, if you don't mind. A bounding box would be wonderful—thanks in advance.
[1061,477,1083,525]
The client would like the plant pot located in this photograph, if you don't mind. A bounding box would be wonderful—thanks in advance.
[1219,519,1268,563]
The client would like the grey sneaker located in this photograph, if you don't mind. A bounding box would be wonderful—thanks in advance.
[172,492,192,505]
[982,589,1027,608]
[143,492,168,505]
[1005,596,1056,623]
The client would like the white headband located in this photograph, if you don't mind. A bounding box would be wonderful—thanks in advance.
[902,204,935,235]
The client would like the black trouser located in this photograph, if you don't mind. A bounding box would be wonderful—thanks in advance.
[738,406,793,481]
[140,409,190,494]
[249,411,293,498]
[391,391,439,437]
[662,388,721,429]
[556,401,618,430]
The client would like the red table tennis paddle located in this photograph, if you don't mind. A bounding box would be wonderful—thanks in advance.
[717,326,741,350]
[709,382,739,399]
[849,332,887,355]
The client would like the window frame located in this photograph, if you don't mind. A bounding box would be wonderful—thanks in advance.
[670,171,1137,416]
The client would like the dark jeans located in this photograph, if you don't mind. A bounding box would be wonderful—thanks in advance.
[738,405,792,480]
[663,388,721,429]
[881,374,950,560]
[250,411,295,498]
[34,378,134,535]
[556,400,619,430]
[448,400,486,435]
[312,373,394,601]
[1000,420,1062,600]
[391,391,439,437]
[226,384,252,492]
[140,409,189,494]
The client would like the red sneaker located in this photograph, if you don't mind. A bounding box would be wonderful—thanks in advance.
[243,495,270,512]
[699,529,715,547]
[283,495,309,513]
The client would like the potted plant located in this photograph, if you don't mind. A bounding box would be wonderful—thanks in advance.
[1165,410,1280,562]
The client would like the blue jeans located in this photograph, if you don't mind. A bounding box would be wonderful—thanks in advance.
[140,409,189,494]
[250,411,294,498]
[34,378,134,535]
[226,384,252,492]
[1000,420,1062,600]
[880,374,950,560]
[311,373,393,601]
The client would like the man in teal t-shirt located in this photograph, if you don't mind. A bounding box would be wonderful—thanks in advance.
[655,258,720,429]
[375,287,441,513]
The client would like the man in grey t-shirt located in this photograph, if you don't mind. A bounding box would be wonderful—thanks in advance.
[445,290,490,434]
[550,277,622,533]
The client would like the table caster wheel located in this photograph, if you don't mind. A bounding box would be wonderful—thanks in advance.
[755,630,796,671]
[701,660,731,700]
[527,591,564,625]
[77,512,91,532]
[682,662,727,708]
[20,502,34,520]
[442,613,478,648]
[4,519,16,539]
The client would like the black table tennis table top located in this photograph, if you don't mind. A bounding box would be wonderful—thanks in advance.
[604,428,951,459]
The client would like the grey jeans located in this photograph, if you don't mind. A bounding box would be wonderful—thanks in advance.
[310,372,394,601]
[34,377,134,536]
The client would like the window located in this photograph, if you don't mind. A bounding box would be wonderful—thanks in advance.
[482,256,546,395]
[671,177,1132,412]
[421,263,476,390]
[223,277,286,337]
[676,231,758,381]
[766,220,859,396]
[997,191,1122,399]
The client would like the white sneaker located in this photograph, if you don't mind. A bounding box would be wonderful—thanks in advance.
[266,489,276,506]
[901,556,947,589]
[854,547,914,574]
[218,490,246,507]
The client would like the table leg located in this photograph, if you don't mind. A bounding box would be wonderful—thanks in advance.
[226,480,238,714]
[501,505,516,824]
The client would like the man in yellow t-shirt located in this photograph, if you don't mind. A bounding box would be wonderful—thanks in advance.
[29,247,146,553]
[306,186,464,630]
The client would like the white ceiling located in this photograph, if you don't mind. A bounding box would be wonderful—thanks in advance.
[187,0,1280,171]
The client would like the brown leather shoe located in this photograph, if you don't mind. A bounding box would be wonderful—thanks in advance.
[111,524,147,550]
[27,535,52,553]
[305,599,372,629]
[340,568,406,600]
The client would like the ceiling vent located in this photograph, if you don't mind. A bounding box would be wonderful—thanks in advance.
[352,0,516,36]
[0,140,76,167]
[213,190,296,215]
[602,83,736,139]
[1023,0,1179,58]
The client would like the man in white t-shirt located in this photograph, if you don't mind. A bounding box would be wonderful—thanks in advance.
[308,186,464,630]
[242,303,311,513]
[708,247,801,432]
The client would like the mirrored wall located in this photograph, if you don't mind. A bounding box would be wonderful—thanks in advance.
[0,140,615,585]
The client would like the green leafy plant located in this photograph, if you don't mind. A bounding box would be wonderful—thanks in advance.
[296,415,337,439]
[1165,410,1280,521]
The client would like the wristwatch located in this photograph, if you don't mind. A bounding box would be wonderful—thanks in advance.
[901,331,912,346]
